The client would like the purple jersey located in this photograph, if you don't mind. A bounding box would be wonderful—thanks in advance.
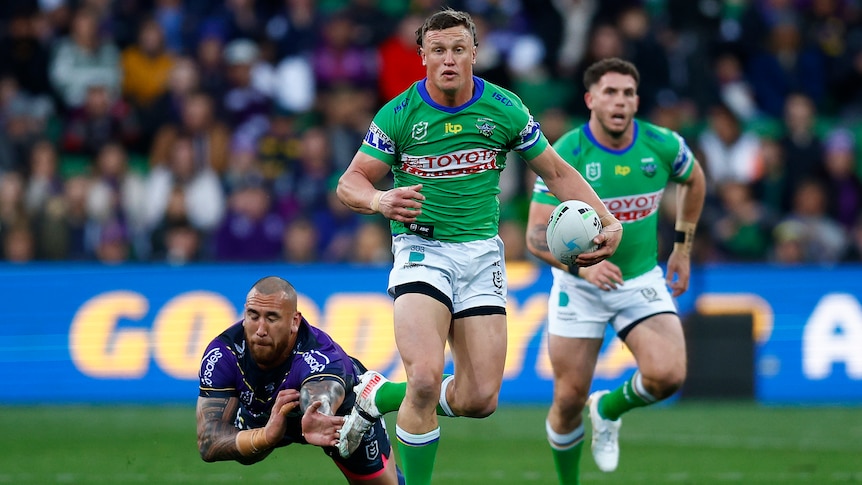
[198,318,362,445]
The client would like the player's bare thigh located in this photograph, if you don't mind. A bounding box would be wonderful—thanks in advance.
[623,313,687,398]
[446,313,507,417]
[394,292,451,379]
[547,335,603,426]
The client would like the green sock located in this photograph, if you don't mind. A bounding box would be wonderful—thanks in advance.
[375,374,454,416]
[599,372,654,421]
[396,425,439,485]
[548,421,584,485]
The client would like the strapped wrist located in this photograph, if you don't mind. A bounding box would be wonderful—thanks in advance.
[236,428,271,456]
[370,191,383,213]
[673,221,696,254]
[567,264,580,278]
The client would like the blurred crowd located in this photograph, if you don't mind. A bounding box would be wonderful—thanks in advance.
[0,0,861,266]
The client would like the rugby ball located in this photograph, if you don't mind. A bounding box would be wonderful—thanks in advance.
[546,200,602,265]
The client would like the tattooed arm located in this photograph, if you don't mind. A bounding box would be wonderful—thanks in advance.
[196,389,301,465]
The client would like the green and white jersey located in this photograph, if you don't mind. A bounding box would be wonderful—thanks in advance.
[532,120,696,280]
[360,76,549,242]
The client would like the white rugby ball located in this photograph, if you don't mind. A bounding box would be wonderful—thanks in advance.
[546,200,602,265]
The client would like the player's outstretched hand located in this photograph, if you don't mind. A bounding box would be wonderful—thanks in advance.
[575,221,623,267]
[301,401,346,447]
[665,248,691,297]
[378,184,424,223]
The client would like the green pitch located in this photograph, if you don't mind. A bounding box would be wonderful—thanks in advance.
[1,402,860,484]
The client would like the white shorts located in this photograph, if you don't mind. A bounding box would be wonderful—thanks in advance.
[547,265,678,339]
[388,234,507,315]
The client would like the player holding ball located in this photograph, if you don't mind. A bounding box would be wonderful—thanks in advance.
[526,57,706,484]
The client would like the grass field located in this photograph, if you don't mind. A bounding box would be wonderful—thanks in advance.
[2,402,860,484]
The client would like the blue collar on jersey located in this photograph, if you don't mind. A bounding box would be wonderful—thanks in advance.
[417,76,485,113]
[584,119,639,155]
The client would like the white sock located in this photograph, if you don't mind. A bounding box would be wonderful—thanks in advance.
[546,420,584,450]
[438,375,456,417]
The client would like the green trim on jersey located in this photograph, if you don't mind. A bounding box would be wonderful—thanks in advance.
[532,120,696,280]
[359,76,549,242]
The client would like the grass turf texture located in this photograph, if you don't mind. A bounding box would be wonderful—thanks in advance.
[1,402,860,484]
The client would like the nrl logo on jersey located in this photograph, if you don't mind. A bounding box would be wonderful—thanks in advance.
[585,162,601,181]
[476,118,496,137]
[412,121,429,140]
[640,157,657,178]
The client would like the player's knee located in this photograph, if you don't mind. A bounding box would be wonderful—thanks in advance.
[406,371,441,406]
[553,385,589,415]
[453,386,499,417]
[644,363,686,399]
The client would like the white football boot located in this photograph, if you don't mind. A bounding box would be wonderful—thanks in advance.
[337,370,387,457]
[588,390,621,472]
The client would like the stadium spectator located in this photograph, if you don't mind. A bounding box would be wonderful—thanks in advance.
[255,107,303,195]
[745,10,827,118]
[120,17,176,116]
[264,0,323,59]
[565,23,625,121]
[351,219,392,264]
[60,82,141,156]
[775,179,849,263]
[194,28,230,104]
[319,86,377,175]
[34,174,91,261]
[93,217,131,263]
[2,221,35,263]
[85,142,147,254]
[140,56,200,148]
[778,92,827,197]
[282,216,319,262]
[278,127,334,222]
[0,76,55,172]
[312,12,378,93]
[743,138,783,214]
[0,171,28,242]
[221,38,273,149]
[821,128,862,230]
[48,6,121,111]
[312,183,364,263]
[143,134,226,239]
[698,102,763,189]
[150,91,231,173]
[708,49,759,123]
[376,14,426,102]
[0,10,53,98]
[711,181,774,261]
[213,175,284,261]
[23,139,63,217]
[160,216,203,264]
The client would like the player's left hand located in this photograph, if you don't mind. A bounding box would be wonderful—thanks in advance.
[300,401,346,447]
[666,249,691,297]
[575,221,623,267]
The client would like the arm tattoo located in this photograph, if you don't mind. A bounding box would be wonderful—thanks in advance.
[528,223,550,252]
[196,396,249,463]
[300,380,346,416]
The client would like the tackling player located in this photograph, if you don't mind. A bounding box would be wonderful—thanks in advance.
[196,276,403,484]
[526,58,706,483]
[336,8,622,485]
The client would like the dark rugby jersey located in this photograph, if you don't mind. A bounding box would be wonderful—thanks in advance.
[198,318,360,446]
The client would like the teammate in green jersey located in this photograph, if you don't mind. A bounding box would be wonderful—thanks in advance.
[336,9,623,485]
[527,58,706,483]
